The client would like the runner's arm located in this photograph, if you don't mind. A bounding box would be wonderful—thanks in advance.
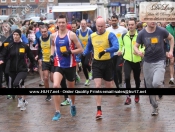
[106,32,119,53]
[70,31,83,54]
[51,33,55,56]
[167,33,174,53]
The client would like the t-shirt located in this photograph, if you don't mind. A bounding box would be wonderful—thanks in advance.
[106,26,128,55]
[136,26,169,63]
[106,26,128,38]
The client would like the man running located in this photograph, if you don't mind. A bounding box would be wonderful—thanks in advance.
[82,17,119,120]
[134,22,174,116]
[51,15,83,121]
[106,15,127,88]
[37,25,54,101]
[119,19,144,105]
[76,19,93,86]
[166,22,175,86]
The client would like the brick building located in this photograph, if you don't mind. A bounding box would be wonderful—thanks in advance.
[0,0,57,17]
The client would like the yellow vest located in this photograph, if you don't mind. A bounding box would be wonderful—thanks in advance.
[40,36,51,62]
[91,31,111,60]
[78,29,89,49]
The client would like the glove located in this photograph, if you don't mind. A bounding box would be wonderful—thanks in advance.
[98,50,106,59]
[50,55,54,64]
[62,50,72,57]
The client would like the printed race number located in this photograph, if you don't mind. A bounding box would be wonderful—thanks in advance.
[60,46,67,52]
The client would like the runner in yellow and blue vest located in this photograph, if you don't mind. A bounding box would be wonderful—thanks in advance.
[118,19,145,105]
[37,25,54,101]
[82,17,119,120]
[76,19,93,86]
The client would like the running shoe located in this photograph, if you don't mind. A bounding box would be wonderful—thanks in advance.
[7,95,12,99]
[84,79,90,86]
[169,78,175,85]
[45,95,52,101]
[61,99,70,106]
[39,81,44,86]
[89,72,92,80]
[96,110,102,120]
[124,97,131,105]
[135,95,139,103]
[52,112,61,121]
[70,105,76,117]
[151,107,159,116]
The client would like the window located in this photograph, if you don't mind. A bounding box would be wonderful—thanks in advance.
[30,0,34,2]
[21,0,26,2]
[1,0,6,3]
[2,9,6,15]
[12,9,16,14]
[48,0,54,2]
[11,0,16,2]
[39,0,44,2]
[40,8,45,14]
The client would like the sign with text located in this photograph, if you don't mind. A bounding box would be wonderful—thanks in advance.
[139,2,175,22]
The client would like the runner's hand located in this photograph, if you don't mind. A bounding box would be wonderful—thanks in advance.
[167,51,173,58]
[98,50,106,59]
[62,50,72,57]
[50,55,54,64]
[0,60,4,65]
[117,51,122,56]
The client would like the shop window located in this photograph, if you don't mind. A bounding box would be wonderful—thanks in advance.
[2,9,6,15]
[1,0,6,3]
[12,9,16,14]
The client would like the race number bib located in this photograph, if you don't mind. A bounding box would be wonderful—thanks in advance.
[132,41,136,45]
[60,46,67,52]
[43,49,49,53]
[19,48,25,53]
[116,33,121,38]
[4,43,9,47]
[82,41,86,46]
[98,47,104,52]
[151,37,158,44]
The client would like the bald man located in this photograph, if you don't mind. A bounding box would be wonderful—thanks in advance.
[76,19,93,86]
[82,17,119,120]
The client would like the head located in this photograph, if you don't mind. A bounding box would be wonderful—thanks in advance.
[146,22,156,28]
[76,19,80,27]
[157,22,162,27]
[121,19,125,23]
[71,20,77,33]
[128,18,137,32]
[13,29,21,42]
[171,22,175,26]
[111,15,119,28]
[40,25,48,38]
[107,18,111,25]
[96,17,106,34]
[161,22,167,28]
[86,19,91,27]
[137,22,143,31]
[22,20,30,27]
[120,22,127,28]
[38,22,45,31]
[57,15,68,31]
[80,19,87,30]
[2,22,11,33]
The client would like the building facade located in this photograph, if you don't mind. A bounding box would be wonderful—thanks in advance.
[0,0,57,17]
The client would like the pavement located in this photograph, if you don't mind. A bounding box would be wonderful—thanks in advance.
[0,66,175,132]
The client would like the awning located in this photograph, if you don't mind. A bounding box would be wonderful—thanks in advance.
[52,5,97,12]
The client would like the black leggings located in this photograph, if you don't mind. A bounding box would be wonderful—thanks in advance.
[60,75,68,100]
[112,55,123,88]
[81,53,92,80]
[9,72,27,88]
[124,60,141,88]
[0,64,3,88]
